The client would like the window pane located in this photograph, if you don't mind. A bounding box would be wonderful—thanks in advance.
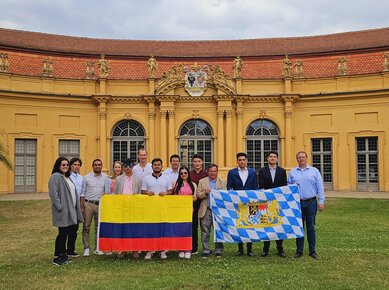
[356,138,365,151]
[368,137,377,151]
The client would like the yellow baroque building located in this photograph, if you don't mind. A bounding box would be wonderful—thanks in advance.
[1,27,389,193]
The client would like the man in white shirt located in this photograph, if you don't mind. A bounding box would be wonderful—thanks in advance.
[67,157,85,258]
[133,148,153,180]
[80,159,107,257]
[141,158,172,260]
[162,154,181,185]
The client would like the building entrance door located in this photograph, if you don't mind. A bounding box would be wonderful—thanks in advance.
[14,139,36,193]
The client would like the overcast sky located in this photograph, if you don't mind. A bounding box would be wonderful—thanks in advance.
[1,0,388,40]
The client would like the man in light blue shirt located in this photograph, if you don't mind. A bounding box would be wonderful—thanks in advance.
[67,157,85,258]
[288,151,325,259]
[80,159,107,257]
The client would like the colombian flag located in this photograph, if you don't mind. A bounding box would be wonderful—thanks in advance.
[98,194,193,251]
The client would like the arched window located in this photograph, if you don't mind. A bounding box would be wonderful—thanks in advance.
[246,119,280,170]
[179,119,213,169]
[111,120,146,163]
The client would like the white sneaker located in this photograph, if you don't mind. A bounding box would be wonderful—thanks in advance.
[184,252,191,259]
[160,251,167,260]
[144,251,153,260]
[105,252,112,255]
[94,250,104,255]
[83,248,90,257]
[178,252,185,259]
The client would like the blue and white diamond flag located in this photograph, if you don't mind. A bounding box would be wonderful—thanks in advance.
[211,184,304,243]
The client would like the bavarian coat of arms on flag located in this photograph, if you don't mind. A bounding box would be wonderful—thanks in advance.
[211,184,304,243]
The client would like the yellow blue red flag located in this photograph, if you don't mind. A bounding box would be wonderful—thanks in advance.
[98,195,192,251]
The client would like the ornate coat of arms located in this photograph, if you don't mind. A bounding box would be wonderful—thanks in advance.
[183,63,208,97]
[237,200,282,228]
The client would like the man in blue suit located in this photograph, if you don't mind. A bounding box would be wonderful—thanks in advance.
[227,152,258,256]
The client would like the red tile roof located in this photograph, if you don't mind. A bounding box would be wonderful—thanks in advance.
[1,27,389,57]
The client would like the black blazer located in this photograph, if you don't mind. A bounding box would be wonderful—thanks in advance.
[258,166,287,190]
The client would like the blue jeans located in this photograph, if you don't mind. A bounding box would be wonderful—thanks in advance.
[296,198,317,254]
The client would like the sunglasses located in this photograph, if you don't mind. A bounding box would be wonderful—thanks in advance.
[123,164,133,169]
[61,164,69,167]
[180,172,188,176]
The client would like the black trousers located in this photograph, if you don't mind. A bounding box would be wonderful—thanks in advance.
[263,240,284,253]
[54,224,77,257]
[67,223,79,254]
[238,242,252,253]
[192,200,201,252]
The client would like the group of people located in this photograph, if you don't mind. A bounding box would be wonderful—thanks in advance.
[48,148,325,266]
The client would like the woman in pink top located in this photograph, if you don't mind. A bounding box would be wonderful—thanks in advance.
[173,166,197,259]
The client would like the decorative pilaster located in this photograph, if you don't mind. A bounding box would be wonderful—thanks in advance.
[281,94,299,170]
[217,109,225,168]
[167,110,175,158]
[236,96,246,152]
[144,96,156,158]
[148,78,156,94]
[92,95,111,173]
[157,95,178,161]
[225,109,233,167]
[160,109,168,162]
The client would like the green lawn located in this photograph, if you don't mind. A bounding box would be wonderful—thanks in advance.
[0,198,388,289]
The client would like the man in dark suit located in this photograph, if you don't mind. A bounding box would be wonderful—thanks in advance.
[227,152,258,256]
[258,151,287,258]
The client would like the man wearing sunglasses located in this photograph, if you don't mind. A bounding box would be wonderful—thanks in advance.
[114,159,142,195]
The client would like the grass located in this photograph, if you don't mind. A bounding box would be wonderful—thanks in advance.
[0,198,389,289]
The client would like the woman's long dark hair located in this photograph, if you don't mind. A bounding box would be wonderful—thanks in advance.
[52,157,71,177]
[173,166,195,195]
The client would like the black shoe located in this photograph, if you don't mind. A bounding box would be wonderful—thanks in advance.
[247,251,254,257]
[278,252,287,258]
[309,252,318,259]
[191,250,198,255]
[67,252,80,258]
[294,252,303,258]
[202,253,210,259]
[236,251,244,256]
[215,253,222,258]
[261,251,269,257]
[59,254,71,265]
[52,257,64,266]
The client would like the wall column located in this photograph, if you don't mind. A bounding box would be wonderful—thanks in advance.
[144,96,156,158]
[92,95,111,173]
[157,96,177,162]
[225,109,233,167]
[168,110,176,157]
[160,109,167,162]
[217,109,225,168]
[235,96,246,153]
[281,95,299,170]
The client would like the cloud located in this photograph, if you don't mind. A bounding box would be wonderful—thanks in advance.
[0,0,388,40]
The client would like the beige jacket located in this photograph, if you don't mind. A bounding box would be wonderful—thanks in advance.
[113,173,142,194]
[196,176,227,218]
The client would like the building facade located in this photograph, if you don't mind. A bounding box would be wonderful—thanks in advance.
[1,28,389,193]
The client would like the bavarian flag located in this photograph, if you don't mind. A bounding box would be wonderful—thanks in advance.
[211,184,304,243]
[98,195,193,251]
